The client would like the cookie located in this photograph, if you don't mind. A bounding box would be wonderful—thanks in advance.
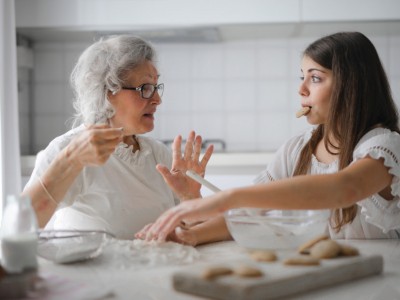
[283,256,320,266]
[310,240,341,259]
[296,106,311,118]
[201,266,233,280]
[339,244,359,257]
[234,265,263,277]
[249,250,277,262]
[298,234,330,254]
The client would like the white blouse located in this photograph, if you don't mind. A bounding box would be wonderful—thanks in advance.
[24,125,179,239]
[254,127,400,239]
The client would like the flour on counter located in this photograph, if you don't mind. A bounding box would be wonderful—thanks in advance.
[98,238,200,269]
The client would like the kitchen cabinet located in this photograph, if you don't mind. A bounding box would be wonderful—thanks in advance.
[14,0,400,43]
[15,0,400,32]
[302,0,400,22]
[15,0,300,29]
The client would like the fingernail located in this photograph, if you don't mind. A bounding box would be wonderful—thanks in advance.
[157,233,166,242]
[145,232,153,240]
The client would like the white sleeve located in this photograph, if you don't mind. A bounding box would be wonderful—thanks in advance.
[23,139,63,191]
[353,131,400,232]
[23,130,83,207]
[253,130,312,184]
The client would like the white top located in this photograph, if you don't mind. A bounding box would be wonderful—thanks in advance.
[254,127,400,239]
[24,125,179,239]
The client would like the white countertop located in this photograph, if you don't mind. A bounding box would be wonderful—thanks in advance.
[207,152,274,167]
[33,239,400,300]
[205,152,272,175]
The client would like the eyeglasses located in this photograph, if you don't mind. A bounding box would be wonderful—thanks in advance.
[121,83,164,99]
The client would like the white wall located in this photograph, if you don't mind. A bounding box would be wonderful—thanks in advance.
[18,34,400,154]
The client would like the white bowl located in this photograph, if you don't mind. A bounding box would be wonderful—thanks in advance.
[37,230,114,264]
[224,208,330,250]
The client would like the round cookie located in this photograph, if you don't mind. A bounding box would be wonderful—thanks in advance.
[283,256,320,266]
[298,234,330,254]
[249,250,277,262]
[201,266,233,280]
[310,240,341,259]
[339,244,359,256]
[234,265,263,277]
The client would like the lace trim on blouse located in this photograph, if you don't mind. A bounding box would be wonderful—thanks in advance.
[310,155,338,174]
[266,171,275,182]
[356,145,400,197]
[367,145,399,164]
[358,193,400,233]
[113,137,153,166]
[253,170,275,184]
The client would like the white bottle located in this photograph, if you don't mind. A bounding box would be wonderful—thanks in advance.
[1,195,38,273]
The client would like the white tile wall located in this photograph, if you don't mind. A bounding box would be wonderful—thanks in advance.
[20,34,400,154]
[17,67,31,155]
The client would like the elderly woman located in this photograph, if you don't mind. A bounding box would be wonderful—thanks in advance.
[22,35,212,239]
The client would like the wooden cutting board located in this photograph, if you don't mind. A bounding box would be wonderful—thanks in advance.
[173,255,383,300]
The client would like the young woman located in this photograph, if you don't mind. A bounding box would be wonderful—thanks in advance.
[22,35,213,239]
[141,32,400,243]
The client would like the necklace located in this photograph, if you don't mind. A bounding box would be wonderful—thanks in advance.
[132,135,140,152]
[122,135,140,152]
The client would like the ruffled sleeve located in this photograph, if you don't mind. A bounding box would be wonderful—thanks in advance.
[353,129,400,232]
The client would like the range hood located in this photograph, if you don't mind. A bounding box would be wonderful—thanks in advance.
[15,0,400,43]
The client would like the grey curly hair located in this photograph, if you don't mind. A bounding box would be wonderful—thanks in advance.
[70,35,156,127]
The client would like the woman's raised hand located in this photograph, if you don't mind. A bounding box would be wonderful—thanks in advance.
[65,124,123,168]
[156,131,213,200]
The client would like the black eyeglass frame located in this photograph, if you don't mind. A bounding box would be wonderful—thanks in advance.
[121,83,164,99]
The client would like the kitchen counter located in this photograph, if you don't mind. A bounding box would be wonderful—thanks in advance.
[32,239,400,300]
[205,152,273,175]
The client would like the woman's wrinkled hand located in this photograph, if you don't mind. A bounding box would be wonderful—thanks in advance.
[135,222,198,246]
[65,124,123,168]
[156,131,213,200]
[135,222,153,240]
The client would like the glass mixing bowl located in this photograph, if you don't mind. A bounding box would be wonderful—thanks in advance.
[37,230,114,264]
[224,208,330,250]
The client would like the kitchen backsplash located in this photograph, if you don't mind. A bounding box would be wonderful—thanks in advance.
[18,34,400,155]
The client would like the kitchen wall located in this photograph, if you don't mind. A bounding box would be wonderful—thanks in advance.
[17,32,400,155]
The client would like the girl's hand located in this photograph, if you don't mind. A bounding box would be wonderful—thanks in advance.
[168,226,198,246]
[65,124,123,168]
[156,131,213,200]
[145,192,230,242]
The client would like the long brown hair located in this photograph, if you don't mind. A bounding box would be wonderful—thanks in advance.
[293,32,400,231]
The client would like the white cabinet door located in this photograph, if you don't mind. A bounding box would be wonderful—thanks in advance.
[301,0,400,22]
[15,0,301,29]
